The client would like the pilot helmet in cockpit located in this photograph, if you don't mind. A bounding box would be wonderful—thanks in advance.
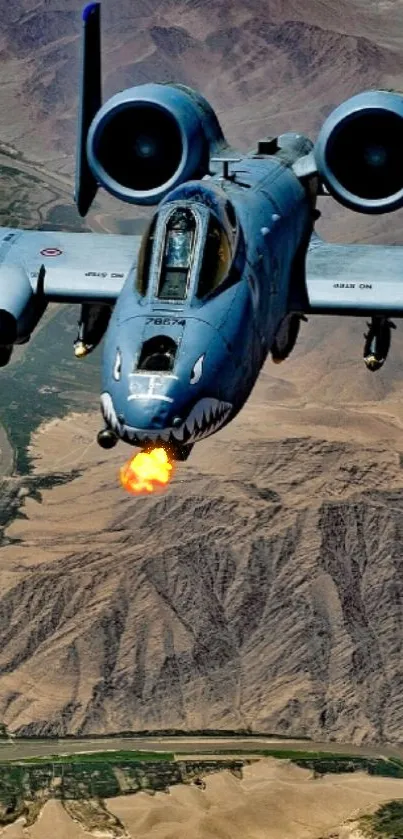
[158,207,196,300]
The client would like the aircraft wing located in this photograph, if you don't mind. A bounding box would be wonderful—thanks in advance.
[305,232,403,316]
[0,228,141,303]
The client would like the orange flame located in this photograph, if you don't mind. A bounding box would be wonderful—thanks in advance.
[119,447,174,495]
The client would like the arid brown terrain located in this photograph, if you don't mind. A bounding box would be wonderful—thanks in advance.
[2,352,403,743]
[1,0,403,746]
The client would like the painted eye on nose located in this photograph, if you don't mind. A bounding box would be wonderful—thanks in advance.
[113,348,122,381]
[190,353,204,385]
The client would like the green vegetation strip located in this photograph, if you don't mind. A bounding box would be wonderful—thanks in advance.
[176,750,403,779]
[360,800,403,838]
[0,757,245,821]
[8,750,174,765]
[175,748,372,759]
[2,751,403,829]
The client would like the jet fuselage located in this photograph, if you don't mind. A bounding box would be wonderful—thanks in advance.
[100,135,316,454]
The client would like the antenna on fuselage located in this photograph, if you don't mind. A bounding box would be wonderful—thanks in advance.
[210,157,241,181]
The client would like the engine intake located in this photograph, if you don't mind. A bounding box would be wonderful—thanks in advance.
[315,90,403,213]
[86,83,226,205]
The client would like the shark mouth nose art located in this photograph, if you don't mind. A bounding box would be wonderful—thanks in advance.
[100,393,232,446]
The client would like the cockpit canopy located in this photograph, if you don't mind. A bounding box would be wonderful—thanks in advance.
[197,212,232,298]
[135,182,239,302]
[158,207,195,300]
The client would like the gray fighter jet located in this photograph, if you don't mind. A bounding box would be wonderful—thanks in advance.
[2,2,403,463]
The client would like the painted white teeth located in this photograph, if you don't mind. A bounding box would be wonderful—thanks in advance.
[101,395,232,446]
[177,424,185,442]
[101,392,118,431]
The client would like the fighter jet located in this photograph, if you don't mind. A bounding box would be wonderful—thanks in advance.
[2,2,403,468]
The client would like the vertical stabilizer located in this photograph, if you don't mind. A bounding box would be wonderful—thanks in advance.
[75,2,102,216]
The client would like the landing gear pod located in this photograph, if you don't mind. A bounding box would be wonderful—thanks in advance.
[86,83,226,206]
[271,313,306,363]
[315,90,403,213]
[74,303,112,358]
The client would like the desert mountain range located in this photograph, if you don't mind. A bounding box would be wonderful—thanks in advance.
[0,0,403,742]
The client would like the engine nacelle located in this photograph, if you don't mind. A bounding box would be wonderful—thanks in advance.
[0,264,47,364]
[86,83,226,206]
[315,90,403,214]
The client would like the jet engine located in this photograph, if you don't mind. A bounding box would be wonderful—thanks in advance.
[315,90,403,213]
[0,264,47,366]
[86,83,226,206]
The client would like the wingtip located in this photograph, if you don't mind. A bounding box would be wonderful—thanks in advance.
[82,2,100,22]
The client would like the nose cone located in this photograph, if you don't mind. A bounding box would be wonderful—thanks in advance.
[101,316,235,446]
[128,382,175,428]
